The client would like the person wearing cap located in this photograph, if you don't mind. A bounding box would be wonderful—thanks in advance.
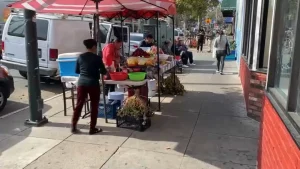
[177,38,196,66]
[171,38,189,67]
[140,34,155,47]
[72,39,107,135]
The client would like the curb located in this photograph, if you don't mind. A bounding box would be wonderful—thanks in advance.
[0,92,67,119]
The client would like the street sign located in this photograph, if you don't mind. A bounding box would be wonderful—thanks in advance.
[206,18,211,24]
[3,8,10,22]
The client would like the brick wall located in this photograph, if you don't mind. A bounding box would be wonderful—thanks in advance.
[239,57,266,120]
[258,97,300,169]
[248,72,266,120]
[240,57,250,110]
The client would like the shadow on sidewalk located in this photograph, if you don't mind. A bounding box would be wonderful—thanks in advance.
[0,104,53,156]
[0,60,258,169]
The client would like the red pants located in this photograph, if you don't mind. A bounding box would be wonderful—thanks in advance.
[72,85,100,129]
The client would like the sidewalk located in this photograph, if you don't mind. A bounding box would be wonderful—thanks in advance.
[0,48,259,169]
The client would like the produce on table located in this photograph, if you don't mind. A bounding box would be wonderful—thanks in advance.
[127,57,138,67]
[118,96,148,119]
[145,57,155,66]
[150,46,164,54]
[138,57,147,66]
[132,48,151,57]
[160,75,185,95]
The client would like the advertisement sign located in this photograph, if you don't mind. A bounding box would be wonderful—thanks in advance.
[3,8,10,22]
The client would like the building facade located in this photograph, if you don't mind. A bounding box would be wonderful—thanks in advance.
[235,0,300,168]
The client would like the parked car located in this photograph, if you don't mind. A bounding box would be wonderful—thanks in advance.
[1,13,129,79]
[129,33,144,55]
[0,65,14,111]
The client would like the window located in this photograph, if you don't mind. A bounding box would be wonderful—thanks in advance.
[7,16,48,41]
[130,34,144,41]
[266,0,300,144]
[99,24,110,43]
[274,0,299,97]
[262,0,275,68]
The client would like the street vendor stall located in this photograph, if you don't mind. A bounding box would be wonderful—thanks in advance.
[9,0,177,130]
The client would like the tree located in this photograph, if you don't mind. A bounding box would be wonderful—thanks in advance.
[176,0,219,19]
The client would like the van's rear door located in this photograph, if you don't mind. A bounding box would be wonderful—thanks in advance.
[3,16,49,68]
[111,25,129,56]
[99,23,112,49]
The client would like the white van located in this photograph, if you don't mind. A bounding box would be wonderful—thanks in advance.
[1,13,129,78]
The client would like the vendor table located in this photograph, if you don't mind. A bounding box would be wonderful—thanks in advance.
[104,79,147,86]
[60,60,175,123]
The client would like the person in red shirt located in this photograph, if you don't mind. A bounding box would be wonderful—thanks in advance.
[102,38,123,95]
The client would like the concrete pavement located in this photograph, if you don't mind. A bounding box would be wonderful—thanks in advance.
[0,49,259,169]
[0,69,62,117]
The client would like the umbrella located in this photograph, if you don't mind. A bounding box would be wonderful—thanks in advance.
[8,0,176,18]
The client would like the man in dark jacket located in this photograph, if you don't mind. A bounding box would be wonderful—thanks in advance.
[140,34,154,47]
[197,27,205,53]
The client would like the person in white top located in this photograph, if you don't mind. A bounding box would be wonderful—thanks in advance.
[214,30,229,75]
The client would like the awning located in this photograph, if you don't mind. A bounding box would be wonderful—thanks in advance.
[221,0,236,17]
[8,0,176,19]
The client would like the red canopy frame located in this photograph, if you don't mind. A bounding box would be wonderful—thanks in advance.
[8,0,177,120]
[8,0,176,18]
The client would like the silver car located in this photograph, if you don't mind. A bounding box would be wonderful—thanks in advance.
[130,33,144,55]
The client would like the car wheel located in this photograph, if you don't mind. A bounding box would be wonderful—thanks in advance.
[19,71,28,79]
[0,87,8,112]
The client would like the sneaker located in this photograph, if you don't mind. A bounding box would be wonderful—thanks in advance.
[216,70,219,73]
[182,65,189,68]
[220,72,223,75]
[190,63,196,66]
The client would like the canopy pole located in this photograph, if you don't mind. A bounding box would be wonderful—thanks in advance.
[172,16,176,95]
[24,9,48,126]
[94,0,108,123]
[121,16,125,60]
[156,12,161,111]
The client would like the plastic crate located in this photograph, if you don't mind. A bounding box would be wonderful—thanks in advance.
[57,57,79,77]
[226,50,236,61]
[116,115,151,132]
[98,100,121,119]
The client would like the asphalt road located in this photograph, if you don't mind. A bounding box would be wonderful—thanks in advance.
[0,69,63,117]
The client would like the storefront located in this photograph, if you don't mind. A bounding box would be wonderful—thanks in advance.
[235,0,300,168]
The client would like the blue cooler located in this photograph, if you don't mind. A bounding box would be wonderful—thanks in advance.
[108,92,125,102]
[57,52,81,77]
[226,50,236,61]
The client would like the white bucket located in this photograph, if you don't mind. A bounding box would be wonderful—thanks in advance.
[147,79,157,97]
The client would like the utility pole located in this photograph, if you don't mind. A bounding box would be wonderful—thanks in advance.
[24,9,48,126]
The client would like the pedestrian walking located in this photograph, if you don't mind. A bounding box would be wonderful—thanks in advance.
[72,39,107,135]
[214,30,230,75]
[197,27,205,53]
[207,30,216,53]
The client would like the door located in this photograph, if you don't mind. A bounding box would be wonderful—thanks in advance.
[110,25,130,56]
[4,16,49,68]
[99,23,111,50]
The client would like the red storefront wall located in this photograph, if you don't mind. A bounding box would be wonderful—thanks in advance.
[240,57,300,169]
[258,98,300,169]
